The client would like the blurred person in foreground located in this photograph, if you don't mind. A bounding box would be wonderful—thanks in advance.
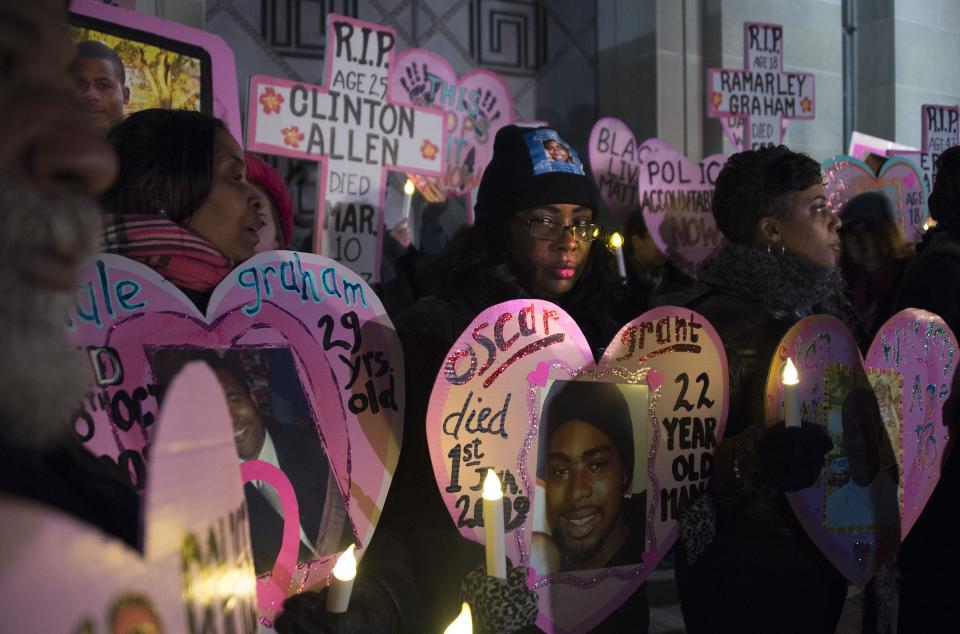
[0,0,137,546]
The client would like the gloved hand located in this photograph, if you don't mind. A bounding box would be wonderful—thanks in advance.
[757,421,833,492]
[273,576,400,634]
[459,564,539,634]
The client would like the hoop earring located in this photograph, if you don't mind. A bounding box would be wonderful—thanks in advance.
[766,244,772,255]
[780,244,786,256]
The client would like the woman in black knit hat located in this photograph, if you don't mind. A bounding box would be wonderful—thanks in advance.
[273,126,628,634]
[381,125,635,633]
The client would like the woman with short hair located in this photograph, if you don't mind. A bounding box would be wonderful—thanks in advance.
[663,145,856,634]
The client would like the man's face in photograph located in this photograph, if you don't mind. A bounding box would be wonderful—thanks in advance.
[214,368,266,460]
[545,419,627,566]
[74,55,128,132]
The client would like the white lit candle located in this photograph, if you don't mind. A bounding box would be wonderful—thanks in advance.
[482,469,507,579]
[609,231,627,279]
[444,602,473,634]
[325,544,357,613]
[782,358,801,428]
[401,178,415,222]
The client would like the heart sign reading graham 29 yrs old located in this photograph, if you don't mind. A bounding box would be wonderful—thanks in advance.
[67,251,403,622]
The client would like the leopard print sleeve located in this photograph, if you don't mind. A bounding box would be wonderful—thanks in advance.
[459,565,539,633]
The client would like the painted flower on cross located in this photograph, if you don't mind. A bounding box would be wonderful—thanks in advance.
[281,126,305,149]
[711,91,724,110]
[420,138,439,161]
[800,96,813,113]
[260,87,284,115]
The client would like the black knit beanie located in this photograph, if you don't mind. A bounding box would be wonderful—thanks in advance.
[474,125,599,227]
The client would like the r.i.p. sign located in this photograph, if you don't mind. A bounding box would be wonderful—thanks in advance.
[247,15,446,282]
[890,104,960,193]
[707,22,815,151]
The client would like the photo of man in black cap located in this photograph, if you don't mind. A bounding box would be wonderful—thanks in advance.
[532,380,647,573]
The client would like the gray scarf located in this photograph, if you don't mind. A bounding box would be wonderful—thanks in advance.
[699,242,854,321]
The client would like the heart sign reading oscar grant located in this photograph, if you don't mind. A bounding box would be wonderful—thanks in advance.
[389,48,514,204]
[637,141,726,278]
[0,363,257,632]
[822,154,928,243]
[67,251,403,619]
[427,303,727,633]
[588,117,659,224]
[763,310,956,587]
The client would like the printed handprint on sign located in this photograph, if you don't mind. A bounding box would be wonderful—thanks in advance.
[400,62,436,107]
[474,89,502,143]
[389,49,514,202]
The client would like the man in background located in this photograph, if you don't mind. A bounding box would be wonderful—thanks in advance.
[74,40,129,133]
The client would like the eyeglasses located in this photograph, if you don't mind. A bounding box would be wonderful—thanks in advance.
[523,218,602,242]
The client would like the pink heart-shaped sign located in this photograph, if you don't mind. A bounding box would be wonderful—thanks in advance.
[646,368,664,392]
[588,117,658,224]
[822,155,929,243]
[427,302,728,632]
[389,48,514,206]
[637,141,726,277]
[1,363,257,631]
[67,252,403,622]
[764,309,956,586]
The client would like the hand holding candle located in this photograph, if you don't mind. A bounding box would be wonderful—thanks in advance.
[401,178,415,222]
[608,231,628,279]
[482,469,507,579]
[782,357,801,428]
[325,544,357,613]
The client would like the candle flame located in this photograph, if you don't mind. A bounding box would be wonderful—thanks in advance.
[783,358,799,385]
[444,602,473,634]
[482,469,503,501]
[332,544,357,581]
[403,179,416,196]
[608,231,624,249]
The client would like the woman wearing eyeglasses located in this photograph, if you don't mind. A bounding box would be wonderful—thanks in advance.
[377,125,628,633]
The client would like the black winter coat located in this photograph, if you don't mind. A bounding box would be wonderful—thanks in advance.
[657,244,853,634]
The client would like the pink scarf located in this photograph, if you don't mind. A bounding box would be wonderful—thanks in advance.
[101,214,234,292]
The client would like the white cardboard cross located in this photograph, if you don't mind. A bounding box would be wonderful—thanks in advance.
[707,22,815,151]
[247,14,445,283]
